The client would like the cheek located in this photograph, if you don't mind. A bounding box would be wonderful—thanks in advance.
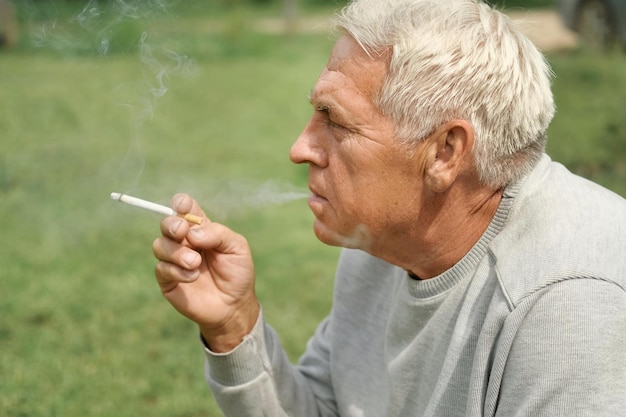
[325,141,417,220]
[326,171,363,219]
[327,147,370,194]
[356,173,423,227]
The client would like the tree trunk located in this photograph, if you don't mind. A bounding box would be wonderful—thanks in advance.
[284,0,298,35]
[0,0,17,48]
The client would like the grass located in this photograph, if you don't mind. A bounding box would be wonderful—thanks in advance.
[1,4,339,416]
[547,49,626,194]
[1,2,625,417]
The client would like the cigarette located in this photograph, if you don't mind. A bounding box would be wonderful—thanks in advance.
[110,192,203,225]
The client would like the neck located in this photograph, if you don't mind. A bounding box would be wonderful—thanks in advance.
[376,185,503,279]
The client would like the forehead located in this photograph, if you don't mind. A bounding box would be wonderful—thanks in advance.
[311,35,389,104]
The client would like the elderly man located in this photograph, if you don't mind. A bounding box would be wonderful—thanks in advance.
[152,0,626,415]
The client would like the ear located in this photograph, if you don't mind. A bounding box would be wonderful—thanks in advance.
[424,120,474,193]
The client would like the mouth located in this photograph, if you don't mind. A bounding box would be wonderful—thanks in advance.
[307,186,328,213]
[308,183,328,199]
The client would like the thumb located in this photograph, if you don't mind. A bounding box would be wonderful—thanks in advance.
[187,223,250,256]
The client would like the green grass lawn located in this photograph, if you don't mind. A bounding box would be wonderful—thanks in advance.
[1,2,624,417]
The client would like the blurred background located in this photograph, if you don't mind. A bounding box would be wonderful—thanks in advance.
[1,0,624,416]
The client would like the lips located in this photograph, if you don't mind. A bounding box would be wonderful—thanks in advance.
[308,183,328,200]
[307,185,328,215]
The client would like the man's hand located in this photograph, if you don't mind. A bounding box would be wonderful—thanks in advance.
[152,193,259,352]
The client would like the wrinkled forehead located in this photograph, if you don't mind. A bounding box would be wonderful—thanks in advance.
[311,35,389,102]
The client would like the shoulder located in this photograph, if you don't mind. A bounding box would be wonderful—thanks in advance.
[493,277,626,415]
[490,155,626,305]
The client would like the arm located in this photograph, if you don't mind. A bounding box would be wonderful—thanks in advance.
[203,312,337,417]
[152,193,335,416]
[496,277,626,417]
[152,193,259,352]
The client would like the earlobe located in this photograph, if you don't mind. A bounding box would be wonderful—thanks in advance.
[424,120,474,193]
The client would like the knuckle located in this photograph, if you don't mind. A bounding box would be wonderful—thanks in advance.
[154,261,166,278]
[155,261,179,282]
[152,237,161,255]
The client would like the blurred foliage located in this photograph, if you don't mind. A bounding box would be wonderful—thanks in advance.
[546,49,626,195]
[486,0,554,8]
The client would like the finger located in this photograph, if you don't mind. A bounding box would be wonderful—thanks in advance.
[171,193,208,221]
[186,222,249,255]
[154,260,200,288]
[160,215,190,242]
[152,236,202,270]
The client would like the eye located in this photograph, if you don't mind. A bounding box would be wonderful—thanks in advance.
[315,106,343,130]
[326,117,343,130]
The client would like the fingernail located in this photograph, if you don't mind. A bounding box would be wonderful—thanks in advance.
[169,219,183,235]
[190,228,206,239]
[182,251,199,268]
[182,269,199,281]
[173,195,185,210]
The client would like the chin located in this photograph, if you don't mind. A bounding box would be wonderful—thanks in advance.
[313,220,372,250]
[312,220,341,247]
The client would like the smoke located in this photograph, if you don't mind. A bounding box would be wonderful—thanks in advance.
[111,31,198,190]
[137,179,309,221]
[207,179,309,219]
[73,0,174,55]
[36,0,197,192]
[28,0,169,55]
[131,31,197,125]
[24,0,309,221]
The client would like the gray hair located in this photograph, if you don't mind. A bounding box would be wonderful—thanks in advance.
[334,0,555,188]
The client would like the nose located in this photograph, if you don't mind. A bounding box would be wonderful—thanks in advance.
[289,117,328,167]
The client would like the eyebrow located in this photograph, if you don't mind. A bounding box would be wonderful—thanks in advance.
[307,89,331,112]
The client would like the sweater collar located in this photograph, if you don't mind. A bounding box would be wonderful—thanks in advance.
[405,181,521,299]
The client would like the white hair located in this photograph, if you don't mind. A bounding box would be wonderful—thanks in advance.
[334,0,555,188]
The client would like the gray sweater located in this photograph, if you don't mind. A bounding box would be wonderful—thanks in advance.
[204,155,626,416]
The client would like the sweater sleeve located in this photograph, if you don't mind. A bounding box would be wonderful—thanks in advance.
[495,277,626,417]
[203,309,336,417]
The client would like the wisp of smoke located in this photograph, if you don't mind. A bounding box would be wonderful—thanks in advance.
[112,31,197,190]
[195,179,310,220]
[27,0,307,220]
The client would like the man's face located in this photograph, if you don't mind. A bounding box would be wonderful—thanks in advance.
[290,35,428,252]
